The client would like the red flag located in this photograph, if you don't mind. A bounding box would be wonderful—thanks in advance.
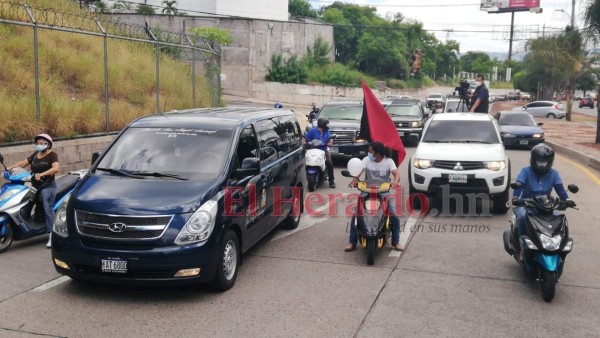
[359,79,406,165]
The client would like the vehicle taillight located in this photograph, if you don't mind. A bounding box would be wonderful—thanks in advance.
[554,105,560,109]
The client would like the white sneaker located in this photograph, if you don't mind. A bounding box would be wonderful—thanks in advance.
[46,234,52,248]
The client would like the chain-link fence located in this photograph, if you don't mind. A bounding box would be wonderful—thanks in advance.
[0,1,221,144]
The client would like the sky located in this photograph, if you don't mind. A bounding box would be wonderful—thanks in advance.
[308,0,588,56]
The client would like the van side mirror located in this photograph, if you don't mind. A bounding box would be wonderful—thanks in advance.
[91,152,101,166]
[0,153,4,164]
[567,184,579,194]
[235,157,260,179]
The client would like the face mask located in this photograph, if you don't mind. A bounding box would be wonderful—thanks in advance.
[476,81,482,86]
[367,153,376,161]
[35,144,48,152]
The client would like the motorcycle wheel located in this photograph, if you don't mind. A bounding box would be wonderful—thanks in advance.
[367,239,376,266]
[307,173,317,192]
[0,223,14,253]
[540,270,556,302]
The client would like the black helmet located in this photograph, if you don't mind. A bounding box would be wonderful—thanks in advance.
[530,143,554,175]
[317,117,329,130]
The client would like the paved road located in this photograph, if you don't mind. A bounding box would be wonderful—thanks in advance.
[1,145,599,337]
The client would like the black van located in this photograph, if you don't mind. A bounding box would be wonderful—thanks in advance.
[51,108,306,291]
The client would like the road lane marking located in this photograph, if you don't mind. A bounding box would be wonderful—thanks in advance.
[557,155,600,187]
[32,276,70,292]
[388,215,417,257]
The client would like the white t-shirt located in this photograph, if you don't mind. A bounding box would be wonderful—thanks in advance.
[362,157,397,182]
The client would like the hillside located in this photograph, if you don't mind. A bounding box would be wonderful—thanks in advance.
[0,0,212,143]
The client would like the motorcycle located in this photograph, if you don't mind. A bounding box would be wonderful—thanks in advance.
[305,139,329,192]
[503,181,579,302]
[0,153,86,253]
[342,161,392,265]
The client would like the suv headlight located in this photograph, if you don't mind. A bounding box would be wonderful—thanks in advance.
[413,159,432,169]
[53,194,70,238]
[540,234,562,251]
[410,121,422,128]
[354,138,367,143]
[532,133,543,138]
[175,200,218,245]
[485,161,506,171]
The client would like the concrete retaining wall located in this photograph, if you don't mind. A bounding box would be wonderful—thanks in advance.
[0,136,116,174]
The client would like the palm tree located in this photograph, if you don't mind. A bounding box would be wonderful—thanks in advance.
[583,0,600,143]
[162,0,178,16]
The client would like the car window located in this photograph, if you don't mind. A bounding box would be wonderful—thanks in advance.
[235,125,259,168]
[423,120,500,144]
[255,118,280,166]
[276,114,302,157]
[444,100,470,113]
[541,102,553,107]
[386,104,422,117]
[96,127,233,180]
[318,104,363,120]
[499,114,535,126]
[527,102,541,108]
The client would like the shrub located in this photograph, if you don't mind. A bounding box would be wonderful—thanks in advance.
[266,54,308,84]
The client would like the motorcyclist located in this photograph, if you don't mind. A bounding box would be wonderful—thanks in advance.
[307,103,319,122]
[512,144,575,246]
[274,101,283,109]
[345,142,403,252]
[303,117,335,188]
[7,133,59,248]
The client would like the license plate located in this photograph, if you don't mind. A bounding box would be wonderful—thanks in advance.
[448,174,468,184]
[398,132,405,137]
[101,259,127,273]
[519,140,529,145]
[329,147,338,153]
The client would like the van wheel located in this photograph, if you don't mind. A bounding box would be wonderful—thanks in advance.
[547,113,556,119]
[212,230,239,292]
[282,188,302,229]
[0,223,14,253]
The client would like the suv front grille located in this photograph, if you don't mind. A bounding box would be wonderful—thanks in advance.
[75,210,172,240]
[331,130,356,145]
[433,161,485,170]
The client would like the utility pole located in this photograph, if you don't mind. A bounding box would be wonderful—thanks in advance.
[571,0,575,28]
[508,12,515,61]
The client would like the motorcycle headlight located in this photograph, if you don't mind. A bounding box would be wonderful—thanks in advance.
[540,234,562,251]
[175,200,218,245]
[410,121,422,128]
[532,133,544,138]
[0,188,20,203]
[364,199,380,212]
[413,159,432,169]
[53,194,70,238]
[485,161,506,171]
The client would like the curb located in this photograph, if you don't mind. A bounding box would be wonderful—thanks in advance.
[545,140,600,172]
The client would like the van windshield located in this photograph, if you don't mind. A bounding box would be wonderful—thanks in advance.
[96,127,233,180]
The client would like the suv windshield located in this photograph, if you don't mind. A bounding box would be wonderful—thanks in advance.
[423,120,500,144]
[499,114,535,126]
[318,104,363,120]
[387,105,421,117]
[96,127,233,180]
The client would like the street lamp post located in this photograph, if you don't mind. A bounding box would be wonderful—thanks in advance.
[555,3,575,28]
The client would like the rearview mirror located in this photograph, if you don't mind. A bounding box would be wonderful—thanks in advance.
[567,184,579,194]
[235,157,260,179]
[341,170,352,178]
[510,182,523,190]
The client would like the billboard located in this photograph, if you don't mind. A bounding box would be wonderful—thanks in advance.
[481,0,541,13]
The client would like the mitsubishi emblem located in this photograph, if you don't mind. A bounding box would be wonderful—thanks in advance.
[454,162,463,170]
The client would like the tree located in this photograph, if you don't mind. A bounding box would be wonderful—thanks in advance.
[460,52,493,74]
[289,0,317,18]
[583,0,600,143]
[111,1,134,12]
[93,1,108,13]
[576,70,598,96]
[192,27,234,49]
[137,0,155,15]
[305,36,332,67]
[162,0,178,16]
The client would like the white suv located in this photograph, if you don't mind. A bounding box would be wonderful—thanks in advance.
[408,113,510,214]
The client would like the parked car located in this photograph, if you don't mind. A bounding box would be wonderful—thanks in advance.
[512,101,566,119]
[315,100,369,158]
[52,107,306,290]
[385,99,429,145]
[494,111,544,148]
[426,93,444,109]
[507,91,521,101]
[409,112,510,214]
[579,96,595,108]
[496,94,508,101]
[521,93,531,101]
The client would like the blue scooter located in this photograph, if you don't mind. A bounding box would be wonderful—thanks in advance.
[0,153,85,253]
[503,181,579,302]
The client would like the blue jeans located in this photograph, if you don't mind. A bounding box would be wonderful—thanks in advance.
[39,182,57,233]
[349,193,400,245]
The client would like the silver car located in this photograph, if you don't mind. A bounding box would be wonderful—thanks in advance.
[512,101,566,119]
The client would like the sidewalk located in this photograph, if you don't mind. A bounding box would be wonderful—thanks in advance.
[491,101,600,172]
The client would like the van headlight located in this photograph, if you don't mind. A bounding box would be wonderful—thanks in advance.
[540,234,562,251]
[485,161,506,171]
[413,159,432,169]
[53,194,70,238]
[175,200,218,245]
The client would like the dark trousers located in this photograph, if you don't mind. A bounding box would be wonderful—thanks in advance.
[325,151,334,182]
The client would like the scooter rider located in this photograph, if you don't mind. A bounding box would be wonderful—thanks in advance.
[7,134,59,248]
[308,103,319,122]
[345,142,403,252]
[304,118,335,188]
[512,144,575,246]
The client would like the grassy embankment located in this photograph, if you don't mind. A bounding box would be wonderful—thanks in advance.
[0,0,211,143]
